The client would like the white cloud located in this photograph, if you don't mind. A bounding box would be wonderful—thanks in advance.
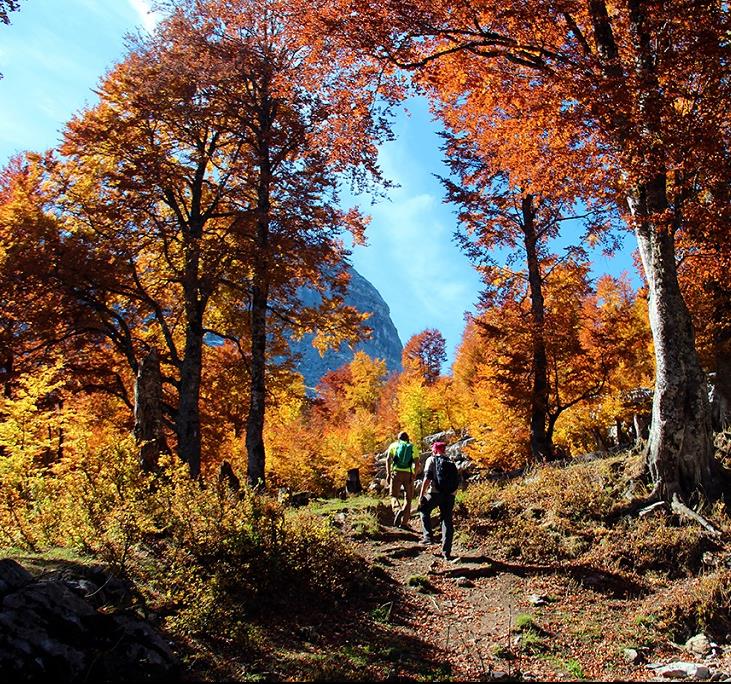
[127,0,161,33]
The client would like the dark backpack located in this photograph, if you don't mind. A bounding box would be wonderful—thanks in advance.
[434,455,459,493]
[392,441,414,470]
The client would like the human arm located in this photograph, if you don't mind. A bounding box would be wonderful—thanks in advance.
[419,456,434,499]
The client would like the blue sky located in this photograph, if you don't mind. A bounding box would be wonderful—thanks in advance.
[0,1,637,365]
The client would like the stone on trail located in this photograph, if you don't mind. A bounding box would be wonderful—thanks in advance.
[623,647,643,665]
[653,662,711,680]
[685,633,712,656]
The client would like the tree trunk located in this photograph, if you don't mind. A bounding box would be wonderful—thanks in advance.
[177,327,203,479]
[618,0,721,502]
[634,212,720,502]
[522,195,551,461]
[246,278,268,488]
[134,348,166,472]
[246,119,272,488]
[346,468,363,494]
[176,221,205,479]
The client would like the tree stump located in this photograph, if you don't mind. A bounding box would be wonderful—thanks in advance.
[134,349,167,472]
[346,468,362,494]
[219,460,241,493]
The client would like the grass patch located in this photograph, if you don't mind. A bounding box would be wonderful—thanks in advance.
[309,495,385,516]
[370,602,393,624]
[543,655,585,679]
[514,613,539,632]
[407,575,437,594]
[491,643,515,660]
[350,511,380,539]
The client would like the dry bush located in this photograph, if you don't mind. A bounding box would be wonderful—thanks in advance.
[582,516,718,578]
[459,458,622,562]
[0,434,373,643]
[459,453,728,577]
[639,569,731,641]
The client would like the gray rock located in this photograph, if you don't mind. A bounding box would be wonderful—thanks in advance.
[0,559,33,596]
[624,648,643,665]
[686,634,712,656]
[291,266,403,390]
[455,577,474,588]
[0,560,179,683]
[655,662,711,680]
[3,582,96,634]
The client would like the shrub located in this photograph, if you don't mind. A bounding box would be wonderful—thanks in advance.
[0,435,373,644]
[645,569,731,641]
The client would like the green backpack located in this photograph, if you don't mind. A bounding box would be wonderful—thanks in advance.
[392,441,414,470]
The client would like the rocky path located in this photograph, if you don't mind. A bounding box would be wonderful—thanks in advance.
[351,509,731,682]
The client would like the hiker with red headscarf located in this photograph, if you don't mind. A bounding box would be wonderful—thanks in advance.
[418,440,460,560]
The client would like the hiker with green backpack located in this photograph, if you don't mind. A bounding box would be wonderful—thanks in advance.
[385,431,415,528]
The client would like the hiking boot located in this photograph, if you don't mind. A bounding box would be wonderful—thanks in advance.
[393,510,403,528]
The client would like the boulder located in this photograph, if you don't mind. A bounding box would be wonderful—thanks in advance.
[0,559,32,595]
[686,634,712,657]
[0,559,179,683]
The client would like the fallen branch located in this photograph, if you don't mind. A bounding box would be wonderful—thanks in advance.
[670,493,722,538]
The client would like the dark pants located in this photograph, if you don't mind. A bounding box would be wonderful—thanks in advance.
[420,492,455,556]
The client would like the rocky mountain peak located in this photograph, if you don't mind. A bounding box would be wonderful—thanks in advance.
[291,266,403,390]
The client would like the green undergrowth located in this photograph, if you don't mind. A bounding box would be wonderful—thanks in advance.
[309,494,385,515]
[309,493,391,539]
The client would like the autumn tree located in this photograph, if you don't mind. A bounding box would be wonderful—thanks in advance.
[40,0,383,484]
[319,0,731,502]
[441,127,618,461]
[677,233,731,431]
[455,258,634,467]
[401,328,446,384]
[554,274,653,453]
[0,0,18,23]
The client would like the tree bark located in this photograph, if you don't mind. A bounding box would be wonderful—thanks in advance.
[177,312,203,479]
[246,101,273,488]
[134,348,166,472]
[522,195,551,461]
[176,216,205,479]
[246,277,269,488]
[634,217,720,502]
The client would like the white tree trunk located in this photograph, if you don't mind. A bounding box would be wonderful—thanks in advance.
[635,223,720,502]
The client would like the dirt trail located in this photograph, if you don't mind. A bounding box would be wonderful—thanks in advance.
[353,510,667,682]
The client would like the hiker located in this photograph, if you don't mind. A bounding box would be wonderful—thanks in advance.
[386,430,415,528]
[418,441,460,560]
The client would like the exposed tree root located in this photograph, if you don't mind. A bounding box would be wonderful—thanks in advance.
[605,486,661,523]
[670,493,723,538]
